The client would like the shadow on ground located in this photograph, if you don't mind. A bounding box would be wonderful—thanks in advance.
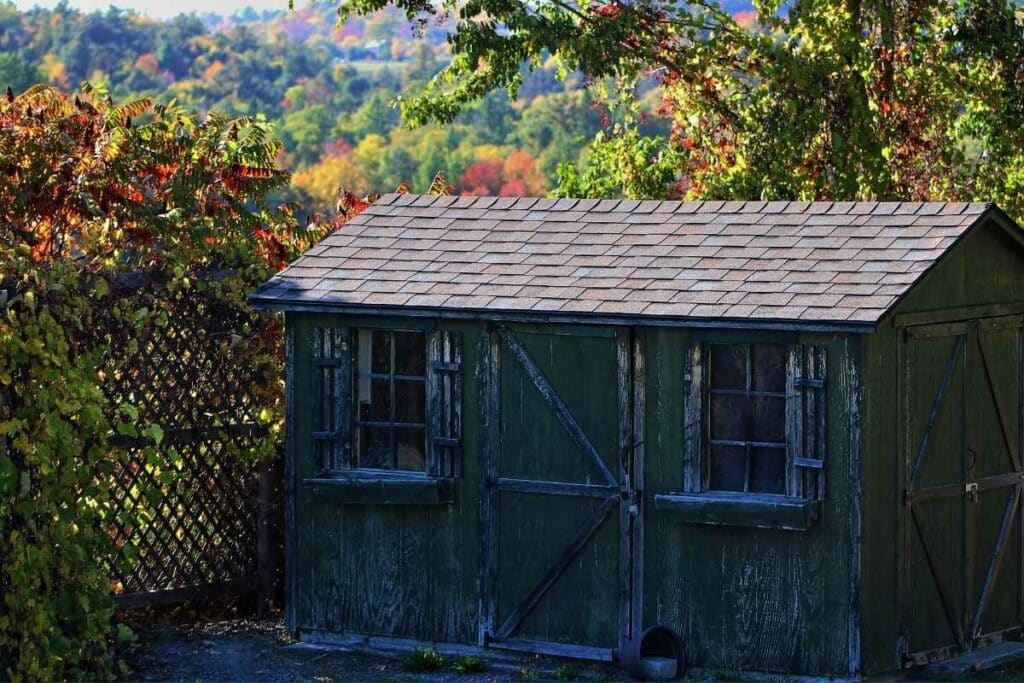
[120,616,1024,682]
[120,618,623,682]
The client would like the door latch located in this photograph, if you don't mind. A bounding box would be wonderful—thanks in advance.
[621,488,641,516]
[965,481,979,502]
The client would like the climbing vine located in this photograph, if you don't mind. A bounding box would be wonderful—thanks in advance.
[0,84,330,680]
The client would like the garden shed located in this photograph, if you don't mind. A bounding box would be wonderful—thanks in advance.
[251,195,1024,678]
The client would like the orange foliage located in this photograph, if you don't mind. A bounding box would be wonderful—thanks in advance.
[502,149,546,195]
[458,159,504,195]
[203,60,225,82]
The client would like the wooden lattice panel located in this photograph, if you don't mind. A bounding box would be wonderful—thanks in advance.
[84,281,278,607]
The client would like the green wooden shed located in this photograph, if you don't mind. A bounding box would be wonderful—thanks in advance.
[251,195,1024,679]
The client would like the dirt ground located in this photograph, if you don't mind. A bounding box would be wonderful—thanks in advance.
[119,615,1024,682]
[119,617,630,682]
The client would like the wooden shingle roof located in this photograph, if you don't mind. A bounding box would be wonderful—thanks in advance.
[251,194,1007,329]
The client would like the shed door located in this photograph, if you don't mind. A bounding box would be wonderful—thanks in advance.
[901,316,1024,665]
[480,324,643,662]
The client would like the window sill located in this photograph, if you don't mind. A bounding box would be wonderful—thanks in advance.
[303,475,455,506]
[653,491,819,531]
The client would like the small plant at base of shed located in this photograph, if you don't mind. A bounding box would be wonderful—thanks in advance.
[515,666,539,681]
[453,655,489,674]
[554,664,578,680]
[400,647,446,672]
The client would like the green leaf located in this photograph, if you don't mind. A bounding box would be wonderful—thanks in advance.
[145,423,164,446]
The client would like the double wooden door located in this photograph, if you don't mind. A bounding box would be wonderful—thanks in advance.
[479,324,644,662]
[901,316,1024,664]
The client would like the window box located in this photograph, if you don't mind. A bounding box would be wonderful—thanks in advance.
[653,491,820,531]
[304,475,456,506]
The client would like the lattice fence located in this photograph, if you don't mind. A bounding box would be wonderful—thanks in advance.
[85,275,282,609]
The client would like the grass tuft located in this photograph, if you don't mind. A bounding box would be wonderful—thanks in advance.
[452,655,489,674]
[554,664,578,680]
[400,647,446,672]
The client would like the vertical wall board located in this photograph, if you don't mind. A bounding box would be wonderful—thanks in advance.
[859,326,901,674]
[430,320,482,641]
[288,312,318,630]
[283,312,299,631]
[291,316,482,644]
[643,327,858,676]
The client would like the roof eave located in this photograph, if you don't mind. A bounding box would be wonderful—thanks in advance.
[247,294,878,334]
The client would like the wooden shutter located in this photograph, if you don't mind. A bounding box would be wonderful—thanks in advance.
[426,329,463,478]
[786,345,827,500]
[311,326,351,472]
[682,340,704,492]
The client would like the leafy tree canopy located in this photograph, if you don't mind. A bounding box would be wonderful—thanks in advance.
[340,0,1024,211]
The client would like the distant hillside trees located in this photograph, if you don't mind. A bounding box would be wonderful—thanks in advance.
[0,0,616,205]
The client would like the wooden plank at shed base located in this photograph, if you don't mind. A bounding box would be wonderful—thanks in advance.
[487,637,615,662]
[923,642,1024,679]
[290,632,624,678]
[115,577,254,609]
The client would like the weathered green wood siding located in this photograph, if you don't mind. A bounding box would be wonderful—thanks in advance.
[860,216,1024,674]
[286,314,862,676]
[288,313,483,643]
[894,216,1024,318]
[859,323,901,674]
[643,328,860,676]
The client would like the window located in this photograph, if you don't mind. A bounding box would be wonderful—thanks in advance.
[355,329,427,472]
[683,341,827,502]
[707,344,788,494]
[310,324,463,480]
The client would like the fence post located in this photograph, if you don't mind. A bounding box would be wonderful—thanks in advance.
[255,455,278,617]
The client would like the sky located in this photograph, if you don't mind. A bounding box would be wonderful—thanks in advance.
[12,0,299,19]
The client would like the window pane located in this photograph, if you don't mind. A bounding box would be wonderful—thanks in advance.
[371,331,391,373]
[752,396,785,443]
[359,426,392,469]
[709,345,747,390]
[750,447,786,494]
[359,378,391,422]
[710,394,751,442]
[395,379,426,423]
[751,344,786,393]
[395,428,426,471]
[394,331,426,376]
[709,445,747,491]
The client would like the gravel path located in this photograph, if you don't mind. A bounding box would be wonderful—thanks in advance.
[120,618,625,682]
